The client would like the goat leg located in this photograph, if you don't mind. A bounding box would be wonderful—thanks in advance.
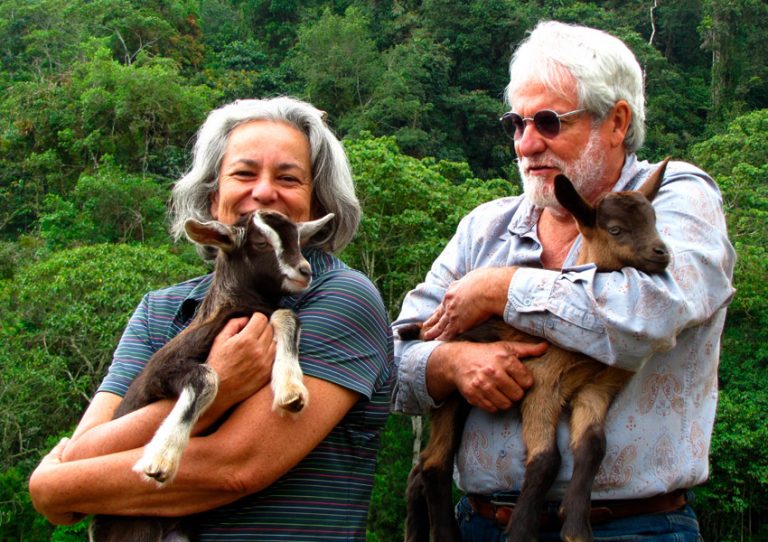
[133,364,219,485]
[506,384,564,542]
[559,369,630,542]
[405,464,432,542]
[270,309,308,413]
[406,395,470,542]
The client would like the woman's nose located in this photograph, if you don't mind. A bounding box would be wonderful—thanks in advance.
[251,177,278,203]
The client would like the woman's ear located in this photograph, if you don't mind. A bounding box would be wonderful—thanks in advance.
[209,192,220,220]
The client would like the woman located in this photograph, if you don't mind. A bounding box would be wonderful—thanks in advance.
[29,97,394,541]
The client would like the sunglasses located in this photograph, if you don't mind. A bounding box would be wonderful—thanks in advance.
[500,108,586,140]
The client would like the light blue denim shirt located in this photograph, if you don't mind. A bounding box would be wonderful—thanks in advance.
[392,155,735,499]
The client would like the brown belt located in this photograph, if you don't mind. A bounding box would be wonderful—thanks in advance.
[468,489,688,529]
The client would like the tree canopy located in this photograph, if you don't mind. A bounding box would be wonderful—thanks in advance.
[1,1,767,540]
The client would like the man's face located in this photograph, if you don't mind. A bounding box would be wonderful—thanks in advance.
[510,81,615,211]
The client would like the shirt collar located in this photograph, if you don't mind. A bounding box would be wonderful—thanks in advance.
[179,273,213,323]
[613,153,640,192]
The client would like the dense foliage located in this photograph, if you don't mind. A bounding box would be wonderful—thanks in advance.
[1,1,766,540]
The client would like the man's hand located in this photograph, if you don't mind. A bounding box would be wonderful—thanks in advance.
[427,340,547,412]
[422,267,517,340]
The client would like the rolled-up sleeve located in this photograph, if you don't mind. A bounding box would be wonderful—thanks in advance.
[392,213,473,415]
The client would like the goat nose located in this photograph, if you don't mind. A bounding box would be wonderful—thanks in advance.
[299,263,312,279]
[654,245,669,257]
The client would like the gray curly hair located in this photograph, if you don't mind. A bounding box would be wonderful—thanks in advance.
[170,96,361,257]
[505,21,646,153]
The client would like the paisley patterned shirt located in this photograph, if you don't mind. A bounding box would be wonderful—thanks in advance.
[392,154,736,499]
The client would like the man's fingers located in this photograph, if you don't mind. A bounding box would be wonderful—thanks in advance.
[508,340,549,358]
[469,388,511,413]
[422,311,446,340]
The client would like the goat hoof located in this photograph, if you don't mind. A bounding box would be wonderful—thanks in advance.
[284,397,305,412]
[273,380,309,414]
[561,521,593,542]
[133,451,180,487]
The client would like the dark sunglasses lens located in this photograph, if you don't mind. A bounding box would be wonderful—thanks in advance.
[533,111,561,138]
[501,113,525,139]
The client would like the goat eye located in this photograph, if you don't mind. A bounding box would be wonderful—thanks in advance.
[254,240,270,249]
[608,226,622,236]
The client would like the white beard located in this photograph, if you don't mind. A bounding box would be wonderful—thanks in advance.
[518,129,607,213]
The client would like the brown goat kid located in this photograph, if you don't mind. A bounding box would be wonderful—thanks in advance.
[401,160,671,542]
[90,210,334,542]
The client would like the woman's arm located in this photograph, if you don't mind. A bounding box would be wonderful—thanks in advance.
[62,314,276,462]
[30,375,359,521]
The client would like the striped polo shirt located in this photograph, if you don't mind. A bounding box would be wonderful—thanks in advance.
[99,248,394,541]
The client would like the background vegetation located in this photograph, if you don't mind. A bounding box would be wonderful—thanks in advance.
[1,0,766,540]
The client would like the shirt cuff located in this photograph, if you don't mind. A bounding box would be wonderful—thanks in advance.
[393,339,443,414]
[505,267,558,316]
[504,265,602,336]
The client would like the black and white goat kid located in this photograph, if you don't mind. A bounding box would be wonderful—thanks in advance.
[89,210,334,542]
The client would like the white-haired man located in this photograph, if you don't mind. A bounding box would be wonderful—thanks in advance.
[393,21,735,541]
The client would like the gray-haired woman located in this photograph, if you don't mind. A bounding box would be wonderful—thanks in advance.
[30,97,394,541]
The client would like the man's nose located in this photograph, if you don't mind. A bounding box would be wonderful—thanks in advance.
[515,123,547,157]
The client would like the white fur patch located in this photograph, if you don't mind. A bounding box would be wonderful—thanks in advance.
[270,309,308,414]
[133,368,218,485]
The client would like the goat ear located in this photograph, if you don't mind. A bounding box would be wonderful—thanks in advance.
[298,213,335,244]
[638,157,670,202]
[554,175,596,228]
[184,219,237,251]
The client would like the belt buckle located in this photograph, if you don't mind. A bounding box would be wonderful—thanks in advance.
[488,495,517,529]
[489,491,519,508]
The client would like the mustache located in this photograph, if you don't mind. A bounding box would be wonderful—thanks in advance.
[518,155,566,173]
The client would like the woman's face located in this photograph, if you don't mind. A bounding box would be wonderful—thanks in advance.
[211,120,313,225]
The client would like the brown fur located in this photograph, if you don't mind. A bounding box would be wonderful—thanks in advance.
[402,159,670,542]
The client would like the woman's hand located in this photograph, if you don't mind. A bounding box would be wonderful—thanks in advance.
[29,438,87,525]
[422,267,517,340]
[207,314,276,410]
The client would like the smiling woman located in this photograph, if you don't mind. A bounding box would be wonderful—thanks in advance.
[211,120,314,224]
[28,97,394,542]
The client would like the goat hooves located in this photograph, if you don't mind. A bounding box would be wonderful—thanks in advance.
[560,520,593,542]
[273,381,309,414]
[133,451,180,487]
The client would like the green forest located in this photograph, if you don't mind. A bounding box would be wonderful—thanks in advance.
[1,0,766,540]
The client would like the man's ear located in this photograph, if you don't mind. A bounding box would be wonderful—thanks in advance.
[608,100,632,148]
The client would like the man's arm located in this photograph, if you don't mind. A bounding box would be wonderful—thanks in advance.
[394,246,542,413]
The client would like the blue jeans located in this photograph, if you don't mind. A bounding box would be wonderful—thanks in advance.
[455,495,703,541]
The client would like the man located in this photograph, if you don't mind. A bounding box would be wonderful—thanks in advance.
[393,21,735,540]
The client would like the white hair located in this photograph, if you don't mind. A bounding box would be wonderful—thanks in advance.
[505,21,646,153]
